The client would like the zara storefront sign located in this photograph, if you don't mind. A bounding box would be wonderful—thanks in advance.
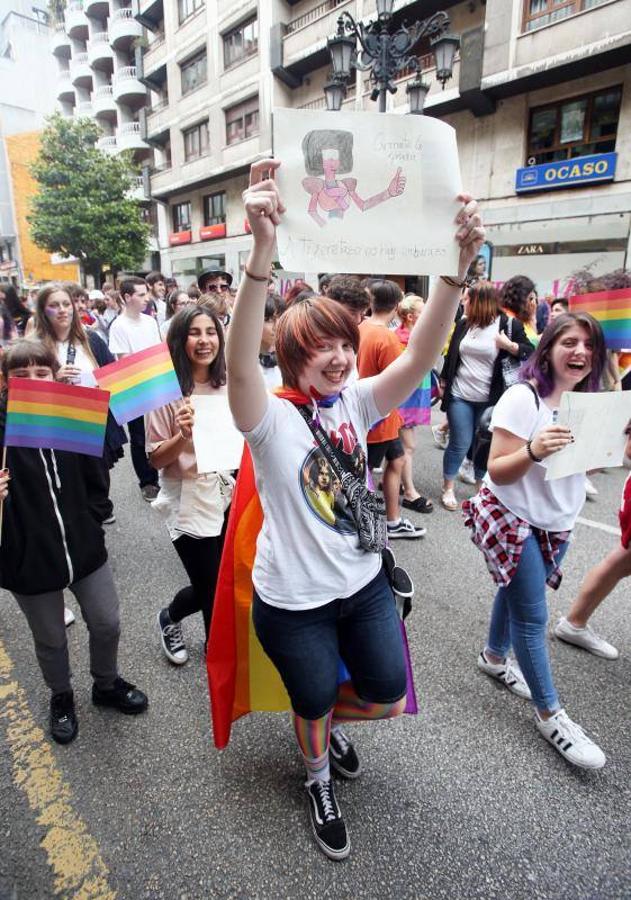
[515,153,617,194]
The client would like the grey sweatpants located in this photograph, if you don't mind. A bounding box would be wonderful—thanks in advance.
[13,561,121,695]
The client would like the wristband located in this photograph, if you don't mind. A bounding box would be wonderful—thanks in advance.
[440,275,468,289]
[526,440,543,463]
[244,265,269,283]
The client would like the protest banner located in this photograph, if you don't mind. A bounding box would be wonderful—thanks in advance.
[191,394,244,474]
[273,108,462,276]
[544,391,631,480]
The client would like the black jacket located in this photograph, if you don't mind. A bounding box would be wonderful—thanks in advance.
[86,330,127,467]
[0,400,107,594]
[440,312,534,412]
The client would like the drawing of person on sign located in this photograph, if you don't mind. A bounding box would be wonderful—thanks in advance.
[301,129,406,228]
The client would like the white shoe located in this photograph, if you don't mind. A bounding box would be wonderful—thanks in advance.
[431,424,448,450]
[584,476,598,499]
[477,651,532,700]
[554,617,619,660]
[64,607,75,627]
[535,709,606,769]
[458,458,476,485]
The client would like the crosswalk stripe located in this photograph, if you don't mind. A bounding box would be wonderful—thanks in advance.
[575,516,622,537]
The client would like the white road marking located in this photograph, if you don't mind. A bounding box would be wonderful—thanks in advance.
[576,516,621,537]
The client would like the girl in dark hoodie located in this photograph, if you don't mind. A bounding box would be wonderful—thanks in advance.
[0,340,147,745]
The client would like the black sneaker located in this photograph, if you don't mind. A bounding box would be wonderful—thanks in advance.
[157,608,189,665]
[50,690,78,745]
[330,728,362,779]
[305,779,350,860]
[92,677,148,715]
[141,484,159,502]
[387,518,426,540]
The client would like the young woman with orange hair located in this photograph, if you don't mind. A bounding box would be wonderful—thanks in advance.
[225,158,485,860]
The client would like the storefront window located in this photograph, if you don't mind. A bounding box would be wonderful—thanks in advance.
[526,86,622,164]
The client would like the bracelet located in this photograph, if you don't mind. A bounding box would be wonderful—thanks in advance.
[244,265,269,283]
[440,275,468,289]
[526,440,543,463]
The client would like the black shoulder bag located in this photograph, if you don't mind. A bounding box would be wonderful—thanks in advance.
[296,405,387,555]
[472,382,540,474]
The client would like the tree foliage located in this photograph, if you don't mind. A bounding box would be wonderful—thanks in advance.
[29,114,151,280]
[568,264,631,295]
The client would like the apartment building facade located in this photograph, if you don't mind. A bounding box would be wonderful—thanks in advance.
[52,0,630,294]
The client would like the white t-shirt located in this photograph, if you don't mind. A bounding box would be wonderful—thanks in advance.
[156,298,167,330]
[259,362,282,390]
[484,383,585,532]
[452,317,500,402]
[109,312,162,356]
[57,339,96,386]
[244,379,382,610]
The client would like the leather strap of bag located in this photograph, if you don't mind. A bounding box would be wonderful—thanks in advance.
[295,404,358,485]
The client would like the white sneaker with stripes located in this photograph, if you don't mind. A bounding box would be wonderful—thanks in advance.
[536,709,606,769]
[477,650,532,700]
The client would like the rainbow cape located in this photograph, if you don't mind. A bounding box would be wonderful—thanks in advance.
[5,378,109,457]
[207,443,418,750]
[569,289,631,351]
[94,343,182,425]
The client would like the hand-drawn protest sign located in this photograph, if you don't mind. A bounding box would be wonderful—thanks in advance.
[273,108,462,276]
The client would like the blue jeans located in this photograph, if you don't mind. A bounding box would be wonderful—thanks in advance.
[443,397,490,481]
[486,534,569,714]
[252,568,406,720]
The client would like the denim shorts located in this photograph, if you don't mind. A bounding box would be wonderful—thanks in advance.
[252,568,407,720]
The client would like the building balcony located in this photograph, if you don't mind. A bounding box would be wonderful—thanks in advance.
[92,84,118,120]
[482,0,631,99]
[109,7,143,51]
[145,101,172,144]
[97,135,118,153]
[127,173,149,200]
[117,121,150,153]
[142,34,167,84]
[87,32,113,69]
[280,0,351,80]
[113,66,147,107]
[51,23,71,58]
[84,0,110,17]
[66,1,89,39]
[57,70,75,102]
[74,100,93,119]
[133,0,163,31]
[70,52,93,87]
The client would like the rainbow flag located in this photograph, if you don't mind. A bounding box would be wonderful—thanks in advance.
[5,378,109,457]
[569,289,631,350]
[94,343,182,425]
[207,445,418,750]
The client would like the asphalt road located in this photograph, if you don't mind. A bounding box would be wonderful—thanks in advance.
[1,418,630,899]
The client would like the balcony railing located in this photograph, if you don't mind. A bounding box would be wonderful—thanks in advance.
[75,101,93,116]
[115,65,139,82]
[90,31,109,44]
[97,135,117,151]
[286,0,347,34]
[68,1,83,11]
[112,7,133,22]
[119,121,142,136]
[94,84,113,98]
[73,51,89,65]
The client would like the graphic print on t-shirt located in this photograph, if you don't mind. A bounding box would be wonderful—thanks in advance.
[299,419,366,534]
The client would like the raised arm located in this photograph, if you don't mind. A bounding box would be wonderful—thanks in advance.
[226,159,285,432]
[371,195,485,416]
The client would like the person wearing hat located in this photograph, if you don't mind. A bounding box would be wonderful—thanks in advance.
[197,267,232,295]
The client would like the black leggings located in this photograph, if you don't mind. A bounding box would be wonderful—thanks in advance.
[168,518,228,638]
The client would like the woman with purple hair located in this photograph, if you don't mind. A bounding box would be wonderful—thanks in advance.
[464,312,608,769]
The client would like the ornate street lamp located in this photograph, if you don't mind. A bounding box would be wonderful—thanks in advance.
[326,1,459,114]
[406,77,430,115]
[324,76,347,112]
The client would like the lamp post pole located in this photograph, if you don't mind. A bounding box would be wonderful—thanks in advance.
[325,0,459,114]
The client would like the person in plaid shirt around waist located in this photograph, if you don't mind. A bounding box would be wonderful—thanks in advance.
[463,312,608,770]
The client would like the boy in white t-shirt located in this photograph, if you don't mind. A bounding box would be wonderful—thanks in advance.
[109,277,161,501]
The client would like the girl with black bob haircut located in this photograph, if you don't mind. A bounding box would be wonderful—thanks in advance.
[465,311,608,770]
[147,305,233,666]
[0,339,148,746]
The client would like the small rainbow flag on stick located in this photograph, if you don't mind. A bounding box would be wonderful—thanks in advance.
[5,378,109,457]
[94,343,182,425]
[569,288,631,351]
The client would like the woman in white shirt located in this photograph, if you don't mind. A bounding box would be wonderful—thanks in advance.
[225,158,484,861]
[440,283,533,510]
[464,312,607,769]
[147,307,233,665]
